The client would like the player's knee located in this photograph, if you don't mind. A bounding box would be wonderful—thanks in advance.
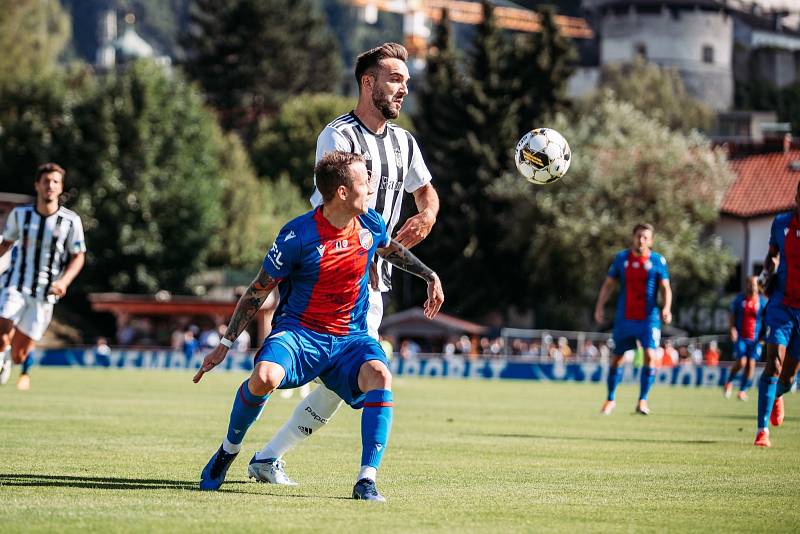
[250,364,284,395]
[358,361,392,392]
[11,349,27,365]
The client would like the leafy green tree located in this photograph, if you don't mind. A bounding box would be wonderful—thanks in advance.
[491,95,736,329]
[210,131,307,270]
[250,93,354,193]
[68,61,224,294]
[0,0,71,88]
[594,59,713,132]
[181,0,341,135]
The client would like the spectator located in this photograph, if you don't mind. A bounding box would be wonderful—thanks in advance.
[661,340,678,368]
[704,341,720,367]
[183,326,199,360]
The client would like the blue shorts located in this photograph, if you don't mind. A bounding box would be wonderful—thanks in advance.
[613,320,661,353]
[254,328,388,408]
[734,339,762,361]
[765,302,800,358]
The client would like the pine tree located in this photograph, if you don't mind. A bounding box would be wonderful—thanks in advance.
[505,5,576,135]
[181,0,341,136]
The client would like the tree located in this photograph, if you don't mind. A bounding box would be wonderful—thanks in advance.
[504,5,576,136]
[0,0,71,88]
[250,93,355,193]
[594,59,713,132]
[210,131,307,270]
[180,0,341,135]
[491,94,736,329]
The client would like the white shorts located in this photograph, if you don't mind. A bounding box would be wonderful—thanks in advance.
[0,288,54,341]
[367,288,385,340]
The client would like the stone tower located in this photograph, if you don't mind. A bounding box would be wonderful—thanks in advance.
[583,0,734,110]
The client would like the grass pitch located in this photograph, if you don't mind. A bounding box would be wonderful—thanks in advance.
[0,367,798,533]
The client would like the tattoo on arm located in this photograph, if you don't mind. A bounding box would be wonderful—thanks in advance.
[224,268,279,343]
[378,239,437,282]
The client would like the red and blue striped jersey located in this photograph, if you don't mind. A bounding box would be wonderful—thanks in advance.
[730,293,767,341]
[769,211,800,308]
[263,207,389,336]
[608,249,669,323]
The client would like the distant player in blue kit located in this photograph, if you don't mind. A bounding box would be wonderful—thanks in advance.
[754,181,800,447]
[723,276,767,401]
[193,151,444,501]
[594,223,672,415]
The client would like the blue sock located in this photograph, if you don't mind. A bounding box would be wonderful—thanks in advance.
[639,366,655,401]
[777,380,792,398]
[741,377,753,393]
[361,389,393,469]
[757,375,778,429]
[606,366,623,401]
[226,380,269,448]
[21,356,33,375]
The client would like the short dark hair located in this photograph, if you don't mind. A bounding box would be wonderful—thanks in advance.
[36,162,65,181]
[315,151,366,203]
[354,42,408,90]
[632,223,654,235]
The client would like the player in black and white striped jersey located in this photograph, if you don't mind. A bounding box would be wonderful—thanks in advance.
[0,163,86,389]
[247,43,439,486]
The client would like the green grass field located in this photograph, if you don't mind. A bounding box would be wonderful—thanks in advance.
[0,368,798,533]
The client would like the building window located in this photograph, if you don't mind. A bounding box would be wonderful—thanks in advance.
[634,42,647,60]
[702,45,714,64]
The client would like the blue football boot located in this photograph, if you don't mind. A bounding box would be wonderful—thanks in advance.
[352,478,386,503]
[200,446,238,491]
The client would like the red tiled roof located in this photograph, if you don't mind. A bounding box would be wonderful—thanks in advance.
[722,150,800,218]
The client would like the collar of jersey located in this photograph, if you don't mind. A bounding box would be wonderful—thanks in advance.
[315,206,357,236]
[350,111,390,139]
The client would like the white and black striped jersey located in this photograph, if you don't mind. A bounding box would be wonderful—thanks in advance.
[1,205,86,303]
[311,111,433,291]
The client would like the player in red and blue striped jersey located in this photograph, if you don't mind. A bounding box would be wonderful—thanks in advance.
[754,181,800,447]
[594,223,672,416]
[723,276,767,401]
[193,152,443,501]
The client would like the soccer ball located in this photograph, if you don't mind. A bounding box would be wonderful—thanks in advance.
[514,128,571,185]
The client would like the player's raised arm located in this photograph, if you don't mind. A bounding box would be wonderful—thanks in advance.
[193,267,279,383]
[377,238,443,319]
[395,183,439,249]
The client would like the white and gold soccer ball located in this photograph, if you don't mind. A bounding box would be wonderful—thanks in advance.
[514,128,571,185]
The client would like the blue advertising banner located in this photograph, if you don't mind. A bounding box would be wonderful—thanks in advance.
[33,348,751,388]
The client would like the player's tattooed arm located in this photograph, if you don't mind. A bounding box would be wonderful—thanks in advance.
[378,239,443,319]
[378,238,436,282]
[224,267,279,343]
[193,267,278,383]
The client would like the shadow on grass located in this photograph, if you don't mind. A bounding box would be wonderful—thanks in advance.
[0,473,353,499]
[483,434,719,445]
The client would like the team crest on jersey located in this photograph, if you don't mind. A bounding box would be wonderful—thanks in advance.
[644,260,652,270]
[394,147,402,168]
[359,229,373,250]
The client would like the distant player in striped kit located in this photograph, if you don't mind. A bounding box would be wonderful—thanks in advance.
[194,152,443,501]
[754,180,800,447]
[250,43,440,485]
[594,223,672,416]
[723,276,767,401]
[0,163,86,389]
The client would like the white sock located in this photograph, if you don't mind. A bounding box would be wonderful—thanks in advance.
[256,384,344,460]
[357,466,377,482]
[757,427,769,435]
[222,438,242,454]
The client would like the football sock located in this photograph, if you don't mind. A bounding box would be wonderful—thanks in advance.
[360,389,393,472]
[606,366,623,401]
[21,355,33,375]
[223,380,269,454]
[776,380,792,398]
[757,375,778,430]
[741,377,753,393]
[638,366,655,401]
[256,385,344,461]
